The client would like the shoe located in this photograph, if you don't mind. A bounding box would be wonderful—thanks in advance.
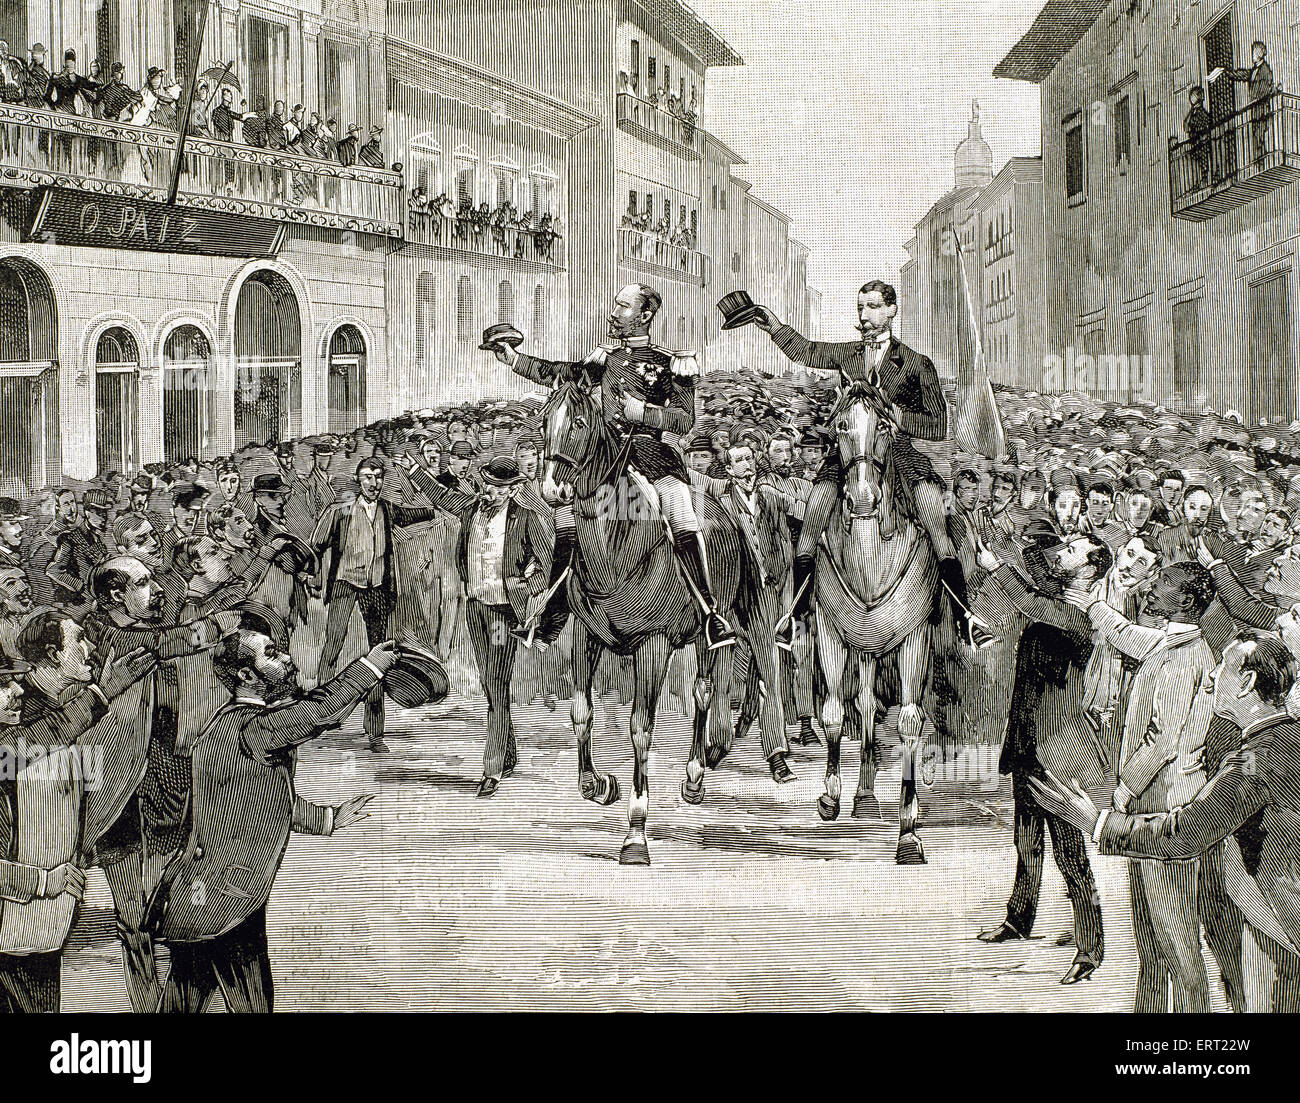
[1059,958,1097,985]
[476,776,501,798]
[503,746,518,777]
[544,694,559,712]
[769,752,795,783]
[705,610,736,651]
[976,922,1025,943]
[793,717,820,746]
[368,739,391,754]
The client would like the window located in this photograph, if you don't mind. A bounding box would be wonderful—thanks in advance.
[498,280,515,325]
[455,151,478,207]
[532,284,547,349]
[163,325,212,465]
[1125,315,1148,402]
[645,193,653,220]
[664,65,670,92]
[678,315,687,342]
[1064,116,1085,204]
[720,190,727,210]
[415,272,435,368]
[630,39,639,90]
[711,184,718,209]
[243,15,290,113]
[95,0,118,74]
[457,275,474,342]
[690,210,697,238]
[628,189,638,215]
[0,1,27,55]
[1172,298,1201,400]
[648,56,656,82]
[95,328,139,478]
[731,252,740,274]
[530,166,556,217]
[173,0,205,80]
[323,35,363,136]
[492,159,519,207]
[411,138,442,198]
[679,78,686,102]
[1114,94,1131,167]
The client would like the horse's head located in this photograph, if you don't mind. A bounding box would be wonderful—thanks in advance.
[540,373,605,504]
[830,376,895,524]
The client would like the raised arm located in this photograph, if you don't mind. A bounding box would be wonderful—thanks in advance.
[406,464,478,521]
[1209,561,1280,630]
[1088,600,1166,662]
[994,563,1092,638]
[242,658,379,761]
[769,323,850,373]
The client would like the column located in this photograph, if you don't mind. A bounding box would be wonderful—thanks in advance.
[300,14,320,115]
[218,0,240,73]
[365,32,385,141]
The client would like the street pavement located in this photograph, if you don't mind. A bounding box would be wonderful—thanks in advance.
[60,688,1235,1012]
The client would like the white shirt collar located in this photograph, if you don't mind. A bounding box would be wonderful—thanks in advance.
[623,335,652,348]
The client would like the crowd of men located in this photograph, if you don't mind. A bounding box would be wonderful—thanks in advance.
[406,189,563,262]
[6,273,1300,1014]
[0,39,387,168]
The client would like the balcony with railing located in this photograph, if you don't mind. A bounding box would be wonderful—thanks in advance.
[618,226,707,284]
[1169,91,1300,221]
[0,104,404,238]
[405,202,565,268]
[615,94,700,159]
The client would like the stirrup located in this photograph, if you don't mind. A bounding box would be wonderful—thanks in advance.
[705,612,736,651]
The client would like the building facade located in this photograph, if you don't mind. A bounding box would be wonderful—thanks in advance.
[0,0,402,495]
[997,0,1300,418]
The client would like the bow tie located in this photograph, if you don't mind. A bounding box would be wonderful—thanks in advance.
[864,336,891,352]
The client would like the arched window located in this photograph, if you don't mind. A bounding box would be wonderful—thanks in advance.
[532,284,547,349]
[415,271,435,368]
[234,271,302,447]
[95,327,139,475]
[328,324,367,433]
[0,258,57,494]
[498,280,514,325]
[457,275,474,342]
[162,324,212,465]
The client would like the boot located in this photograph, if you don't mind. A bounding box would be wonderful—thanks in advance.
[674,532,735,650]
[777,554,815,649]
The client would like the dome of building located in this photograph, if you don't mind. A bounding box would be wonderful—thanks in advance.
[955,100,993,190]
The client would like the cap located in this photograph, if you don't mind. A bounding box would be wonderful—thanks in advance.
[449,440,476,459]
[83,489,114,513]
[0,497,28,521]
[251,473,294,496]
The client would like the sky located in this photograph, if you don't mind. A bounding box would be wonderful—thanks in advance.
[689,0,1048,337]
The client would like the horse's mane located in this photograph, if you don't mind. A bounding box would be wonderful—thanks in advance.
[829,378,892,424]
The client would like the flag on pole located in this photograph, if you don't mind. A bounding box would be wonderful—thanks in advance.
[951,226,1008,462]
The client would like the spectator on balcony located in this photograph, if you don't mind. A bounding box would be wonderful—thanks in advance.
[359,124,385,168]
[408,187,430,235]
[320,116,338,160]
[264,100,288,150]
[187,82,211,137]
[18,43,51,109]
[0,42,24,104]
[211,85,246,143]
[1211,40,1276,164]
[241,96,269,146]
[131,67,180,128]
[336,122,359,166]
[285,103,307,151]
[492,204,511,256]
[535,212,556,261]
[1184,85,1213,189]
[97,61,141,122]
[473,200,492,246]
[46,49,87,114]
[300,111,322,156]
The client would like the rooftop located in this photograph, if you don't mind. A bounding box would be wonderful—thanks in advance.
[993,0,1109,84]
[627,0,744,68]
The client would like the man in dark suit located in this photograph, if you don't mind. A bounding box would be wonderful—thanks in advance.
[1211,40,1275,162]
[973,531,1112,985]
[47,489,114,614]
[310,457,447,754]
[399,455,552,796]
[752,281,988,648]
[1033,631,1300,1012]
[148,629,391,1013]
[0,498,28,573]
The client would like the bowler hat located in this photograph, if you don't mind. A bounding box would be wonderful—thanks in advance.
[684,434,713,454]
[0,497,28,521]
[716,290,765,331]
[263,532,318,576]
[234,601,290,649]
[384,645,450,709]
[251,473,294,496]
[479,323,525,352]
[449,440,476,459]
[480,456,525,486]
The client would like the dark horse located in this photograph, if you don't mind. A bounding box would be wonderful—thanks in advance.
[541,377,752,865]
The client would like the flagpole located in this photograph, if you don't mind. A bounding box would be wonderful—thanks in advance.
[166,1,211,207]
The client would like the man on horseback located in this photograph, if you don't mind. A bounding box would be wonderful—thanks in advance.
[487,283,737,651]
[749,280,990,648]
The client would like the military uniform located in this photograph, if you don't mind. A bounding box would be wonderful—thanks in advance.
[512,335,697,485]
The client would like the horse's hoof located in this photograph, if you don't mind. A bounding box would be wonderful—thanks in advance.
[896,833,927,865]
[817,794,841,821]
[852,792,882,820]
[681,777,705,805]
[619,839,651,866]
[705,743,728,769]
[580,773,621,807]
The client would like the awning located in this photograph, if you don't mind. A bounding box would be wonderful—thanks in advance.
[993,0,1111,84]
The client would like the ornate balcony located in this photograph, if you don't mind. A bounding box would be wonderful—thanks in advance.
[1169,91,1300,221]
[618,227,707,285]
[0,104,404,238]
[615,93,700,159]
[404,205,565,268]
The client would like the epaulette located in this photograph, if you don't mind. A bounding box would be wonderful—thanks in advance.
[583,343,618,366]
[669,348,700,378]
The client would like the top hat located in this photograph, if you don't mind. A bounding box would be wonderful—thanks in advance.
[251,473,294,496]
[480,456,525,487]
[716,290,766,331]
[479,323,525,353]
[0,497,28,521]
[383,645,450,709]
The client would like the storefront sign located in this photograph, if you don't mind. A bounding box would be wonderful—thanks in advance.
[27,188,285,257]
